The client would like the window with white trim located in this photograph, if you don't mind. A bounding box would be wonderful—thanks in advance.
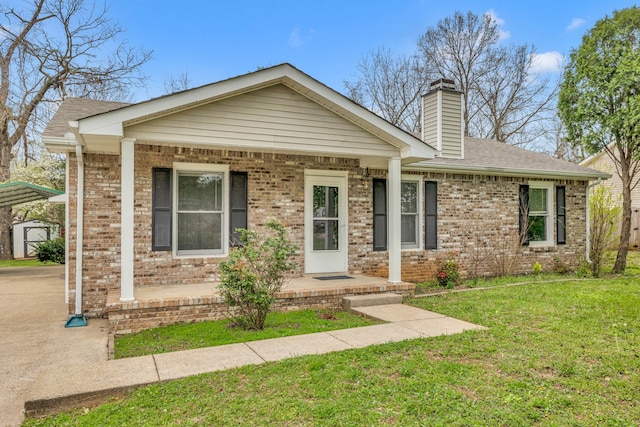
[525,181,554,246]
[173,164,229,256]
[401,178,421,249]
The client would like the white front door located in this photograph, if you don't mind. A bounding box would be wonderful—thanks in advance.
[304,172,348,274]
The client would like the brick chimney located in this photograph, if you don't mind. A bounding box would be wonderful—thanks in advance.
[421,78,464,159]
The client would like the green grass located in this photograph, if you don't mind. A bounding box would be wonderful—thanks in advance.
[115,309,381,359]
[0,258,57,268]
[26,276,640,426]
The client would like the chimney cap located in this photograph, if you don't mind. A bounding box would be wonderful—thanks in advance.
[429,78,458,92]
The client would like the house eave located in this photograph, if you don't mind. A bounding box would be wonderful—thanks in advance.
[403,162,612,180]
[42,135,78,153]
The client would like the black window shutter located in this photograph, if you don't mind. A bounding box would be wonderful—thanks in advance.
[152,168,172,251]
[425,181,438,249]
[556,186,566,245]
[372,178,387,251]
[519,184,530,246]
[230,172,248,247]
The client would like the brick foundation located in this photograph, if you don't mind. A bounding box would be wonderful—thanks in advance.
[107,282,415,336]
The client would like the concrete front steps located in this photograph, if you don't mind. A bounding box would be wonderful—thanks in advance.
[342,292,403,310]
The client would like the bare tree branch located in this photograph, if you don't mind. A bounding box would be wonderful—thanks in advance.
[0,0,152,258]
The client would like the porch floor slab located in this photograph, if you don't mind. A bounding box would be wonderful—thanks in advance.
[128,274,397,302]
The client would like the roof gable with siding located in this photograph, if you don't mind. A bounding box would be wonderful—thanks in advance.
[125,84,399,158]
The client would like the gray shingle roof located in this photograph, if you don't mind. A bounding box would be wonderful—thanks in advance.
[408,137,609,179]
[43,97,607,180]
[43,98,129,138]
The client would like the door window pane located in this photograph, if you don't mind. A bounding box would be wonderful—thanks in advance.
[313,219,339,250]
[313,185,339,218]
[312,185,339,251]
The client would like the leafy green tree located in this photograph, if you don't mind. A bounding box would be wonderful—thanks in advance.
[558,7,640,273]
[589,184,621,277]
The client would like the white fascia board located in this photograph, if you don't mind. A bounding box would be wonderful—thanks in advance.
[403,161,612,180]
[42,135,78,153]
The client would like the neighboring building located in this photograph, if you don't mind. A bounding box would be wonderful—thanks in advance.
[42,64,607,332]
[581,148,640,248]
[12,220,59,259]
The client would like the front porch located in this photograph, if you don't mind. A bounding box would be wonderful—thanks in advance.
[106,274,416,336]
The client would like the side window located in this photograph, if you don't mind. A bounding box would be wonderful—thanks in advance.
[401,180,420,249]
[519,182,555,246]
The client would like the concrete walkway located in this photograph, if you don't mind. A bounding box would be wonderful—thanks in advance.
[0,266,108,427]
[24,302,485,419]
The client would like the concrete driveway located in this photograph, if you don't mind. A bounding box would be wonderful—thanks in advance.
[0,266,108,427]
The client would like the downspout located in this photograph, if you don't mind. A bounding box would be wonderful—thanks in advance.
[585,178,602,263]
[65,144,87,327]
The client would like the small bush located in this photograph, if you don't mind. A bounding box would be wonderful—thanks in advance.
[532,261,542,276]
[35,238,65,264]
[435,251,460,288]
[551,257,571,275]
[219,221,297,330]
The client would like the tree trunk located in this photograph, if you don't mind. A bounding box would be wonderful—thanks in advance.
[0,140,12,259]
[613,146,632,274]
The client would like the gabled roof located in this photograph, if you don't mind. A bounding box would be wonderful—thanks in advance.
[43,63,436,163]
[43,98,130,138]
[406,137,610,180]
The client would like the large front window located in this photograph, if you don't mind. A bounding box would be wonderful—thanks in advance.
[174,164,228,256]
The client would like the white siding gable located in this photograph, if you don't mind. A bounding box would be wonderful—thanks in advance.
[125,84,398,157]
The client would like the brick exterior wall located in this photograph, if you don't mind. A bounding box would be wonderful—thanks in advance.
[65,143,588,319]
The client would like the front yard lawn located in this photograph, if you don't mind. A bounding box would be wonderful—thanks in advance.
[115,309,381,359]
[0,259,57,268]
[26,276,640,426]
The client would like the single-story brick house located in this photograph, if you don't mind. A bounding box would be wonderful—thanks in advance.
[43,64,608,332]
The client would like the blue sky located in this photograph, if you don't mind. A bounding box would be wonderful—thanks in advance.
[110,0,637,100]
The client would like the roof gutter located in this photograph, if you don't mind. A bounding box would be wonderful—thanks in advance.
[65,123,88,327]
[403,162,611,181]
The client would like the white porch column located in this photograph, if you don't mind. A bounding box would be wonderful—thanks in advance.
[388,156,402,283]
[120,138,135,302]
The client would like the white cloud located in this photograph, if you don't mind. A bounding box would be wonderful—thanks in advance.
[530,51,564,74]
[566,18,586,31]
[288,27,315,47]
[485,9,510,40]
